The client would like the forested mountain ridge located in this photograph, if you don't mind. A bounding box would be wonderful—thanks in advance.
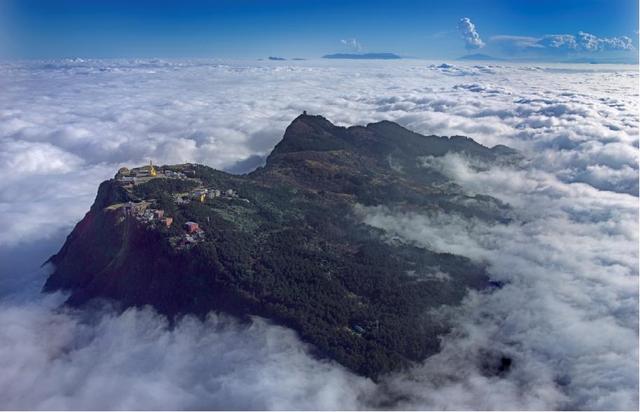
[44,114,518,379]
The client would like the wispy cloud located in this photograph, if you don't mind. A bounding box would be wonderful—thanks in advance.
[340,38,362,52]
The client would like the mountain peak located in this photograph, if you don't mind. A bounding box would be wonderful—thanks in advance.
[269,114,519,166]
[291,111,335,128]
[44,114,517,380]
[269,113,346,156]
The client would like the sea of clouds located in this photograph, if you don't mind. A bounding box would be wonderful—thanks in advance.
[0,58,637,410]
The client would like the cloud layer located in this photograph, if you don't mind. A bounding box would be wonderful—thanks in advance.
[1,292,381,410]
[359,152,638,409]
[0,58,637,409]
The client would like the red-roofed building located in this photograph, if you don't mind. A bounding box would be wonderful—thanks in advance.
[184,221,199,233]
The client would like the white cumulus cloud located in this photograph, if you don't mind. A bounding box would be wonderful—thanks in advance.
[458,17,485,50]
[490,31,635,58]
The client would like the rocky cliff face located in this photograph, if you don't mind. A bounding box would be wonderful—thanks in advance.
[44,114,518,379]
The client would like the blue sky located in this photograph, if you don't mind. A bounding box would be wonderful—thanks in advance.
[1,0,638,60]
